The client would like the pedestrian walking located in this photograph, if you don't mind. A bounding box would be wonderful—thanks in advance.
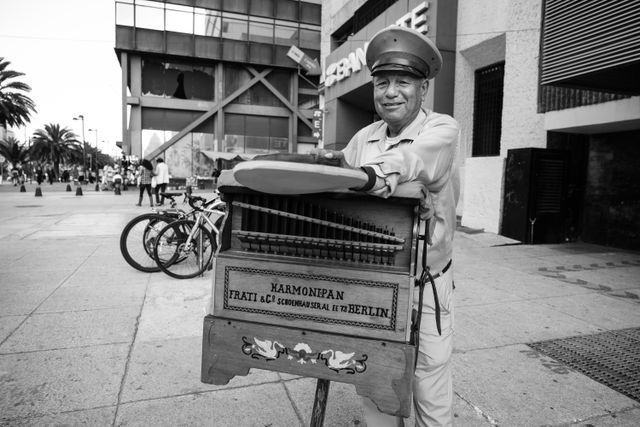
[36,166,44,185]
[136,159,155,207]
[154,158,169,206]
[47,168,55,185]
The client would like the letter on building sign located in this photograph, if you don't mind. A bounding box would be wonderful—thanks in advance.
[396,1,429,35]
[348,48,366,73]
[324,46,368,88]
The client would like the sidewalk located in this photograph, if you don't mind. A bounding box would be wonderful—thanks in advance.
[0,185,639,426]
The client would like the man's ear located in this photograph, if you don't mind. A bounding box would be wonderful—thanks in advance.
[422,79,429,95]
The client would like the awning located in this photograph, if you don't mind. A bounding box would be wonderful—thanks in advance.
[200,151,255,161]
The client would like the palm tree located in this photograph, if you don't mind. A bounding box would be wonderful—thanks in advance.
[30,123,81,177]
[0,57,37,133]
[0,135,29,169]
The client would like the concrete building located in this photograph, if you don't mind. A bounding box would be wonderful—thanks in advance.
[114,0,322,180]
[321,0,640,250]
[455,0,640,250]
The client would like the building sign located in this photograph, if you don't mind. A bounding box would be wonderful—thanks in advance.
[324,1,431,88]
[287,45,321,75]
[312,109,323,140]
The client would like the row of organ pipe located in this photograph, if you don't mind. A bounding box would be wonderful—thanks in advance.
[231,194,404,265]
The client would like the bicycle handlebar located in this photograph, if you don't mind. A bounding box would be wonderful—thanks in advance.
[186,193,226,212]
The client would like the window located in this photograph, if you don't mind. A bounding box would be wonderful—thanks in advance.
[248,19,274,44]
[116,1,134,26]
[224,114,289,153]
[472,62,504,157]
[276,0,298,22]
[300,2,321,25]
[299,27,320,49]
[195,9,221,36]
[222,14,248,40]
[141,60,215,101]
[166,4,193,34]
[135,0,164,30]
[275,23,298,45]
[250,0,274,18]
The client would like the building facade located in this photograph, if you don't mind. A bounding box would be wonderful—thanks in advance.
[114,0,322,179]
[321,0,640,250]
[455,0,640,250]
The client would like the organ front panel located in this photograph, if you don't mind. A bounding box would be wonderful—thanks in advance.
[203,181,423,417]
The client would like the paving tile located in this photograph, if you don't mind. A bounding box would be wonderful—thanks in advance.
[0,286,56,316]
[36,283,146,313]
[0,307,139,353]
[136,281,210,342]
[573,407,640,427]
[453,344,638,426]
[5,406,115,426]
[284,376,369,427]
[559,267,640,291]
[537,293,640,330]
[116,383,300,427]
[64,268,150,287]
[0,269,72,288]
[0,315,25,343]
[0,344,128,421]
[121,336,280,402]
[455,300,604,351]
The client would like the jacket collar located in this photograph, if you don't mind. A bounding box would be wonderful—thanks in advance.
[366,109,429,145]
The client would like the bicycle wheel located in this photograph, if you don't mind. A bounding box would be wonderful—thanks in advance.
[153,219,216,279]
[120,213,178,272]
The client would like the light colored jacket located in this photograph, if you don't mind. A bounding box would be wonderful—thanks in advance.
[155,162,170,184]
[341,108,460,274]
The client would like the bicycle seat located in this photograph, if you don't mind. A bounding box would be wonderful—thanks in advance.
[160,192,183,200]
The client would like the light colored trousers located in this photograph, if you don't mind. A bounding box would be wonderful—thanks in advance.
[363,268,454,427]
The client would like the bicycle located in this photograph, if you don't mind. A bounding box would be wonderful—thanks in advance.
[119,191,193,273]
[152,193,227,279]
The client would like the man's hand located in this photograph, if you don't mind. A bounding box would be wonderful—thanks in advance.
[309,149,353,169]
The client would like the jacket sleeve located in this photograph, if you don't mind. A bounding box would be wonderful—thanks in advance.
[363,113,459,195]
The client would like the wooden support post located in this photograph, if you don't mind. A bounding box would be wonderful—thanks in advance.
[310,378,330,427]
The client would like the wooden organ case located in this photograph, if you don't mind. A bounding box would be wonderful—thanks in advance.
[201,182,422,417]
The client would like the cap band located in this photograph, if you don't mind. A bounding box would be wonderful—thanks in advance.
[372,51,429,78]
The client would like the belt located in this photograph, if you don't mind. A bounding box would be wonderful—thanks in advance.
[415,259,452,286]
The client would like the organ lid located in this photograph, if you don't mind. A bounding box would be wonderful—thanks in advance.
[231,159,369,195]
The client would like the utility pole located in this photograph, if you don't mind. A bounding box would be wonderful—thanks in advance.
[73,115,86,184]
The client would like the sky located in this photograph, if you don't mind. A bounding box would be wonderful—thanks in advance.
[1,0,123,156]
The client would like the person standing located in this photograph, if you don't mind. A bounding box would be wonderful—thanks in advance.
[47,167,55,185]
[35,166,44,185]
[136,159,155,207]
[316,26,459,427]
[154,158,169,206]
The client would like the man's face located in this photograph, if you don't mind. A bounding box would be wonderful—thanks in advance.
[372,72,427,135]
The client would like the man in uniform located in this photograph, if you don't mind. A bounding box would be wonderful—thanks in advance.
[317,25,459,427]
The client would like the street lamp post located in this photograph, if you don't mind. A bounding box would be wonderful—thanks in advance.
[88,128,99,191]
[73,115,86,185]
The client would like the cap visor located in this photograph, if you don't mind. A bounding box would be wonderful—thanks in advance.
[371,64,425,78]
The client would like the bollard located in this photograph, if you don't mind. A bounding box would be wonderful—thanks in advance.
[20,184,26,192]
[114,186,121,195]
[76,186,83,196]
[66,184,72,192]
[35,186,43,197]
[95,183,100,191]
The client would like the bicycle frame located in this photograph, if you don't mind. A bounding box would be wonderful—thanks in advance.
[179,200,227,272]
